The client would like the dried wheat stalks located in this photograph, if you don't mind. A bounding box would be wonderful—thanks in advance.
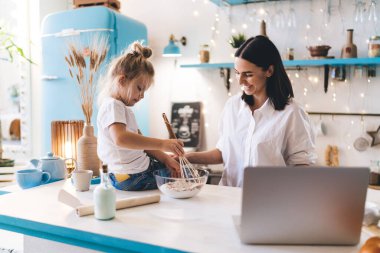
[65,34,109,124]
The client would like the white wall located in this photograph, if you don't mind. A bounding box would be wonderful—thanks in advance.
[2,0,377,167]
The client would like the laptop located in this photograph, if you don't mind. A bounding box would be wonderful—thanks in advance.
[238,166,369,245]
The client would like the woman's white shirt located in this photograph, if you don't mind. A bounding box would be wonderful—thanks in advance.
[216,94,317,187]
[97,97,149,174]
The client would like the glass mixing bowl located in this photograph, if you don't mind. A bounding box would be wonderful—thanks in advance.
[154,169,209,199]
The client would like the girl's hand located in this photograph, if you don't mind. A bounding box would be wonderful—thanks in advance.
[161,139,184,156]
[163,156,181,177]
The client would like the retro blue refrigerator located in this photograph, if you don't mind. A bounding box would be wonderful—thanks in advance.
[41,6,149,153]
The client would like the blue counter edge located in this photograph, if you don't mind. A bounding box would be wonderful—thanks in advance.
[0,215,186,253]
[0,190,10,195]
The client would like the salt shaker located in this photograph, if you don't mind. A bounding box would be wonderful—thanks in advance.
[94,164,116,220]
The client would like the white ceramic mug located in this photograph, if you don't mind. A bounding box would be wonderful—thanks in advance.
[71,170,93,192]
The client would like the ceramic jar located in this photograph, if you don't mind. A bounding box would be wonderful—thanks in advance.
[368,36,380,57]
[199,44,210,63]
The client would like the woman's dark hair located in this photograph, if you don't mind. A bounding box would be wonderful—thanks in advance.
[235,35,294,110]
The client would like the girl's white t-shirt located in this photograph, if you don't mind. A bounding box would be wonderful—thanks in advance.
[97,97,150,174]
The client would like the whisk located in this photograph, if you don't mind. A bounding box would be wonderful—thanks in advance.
[162,113,200,179]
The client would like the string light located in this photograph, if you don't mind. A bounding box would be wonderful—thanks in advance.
[360,93,365,98]
[209,10,220,49]
[258,8,266,16]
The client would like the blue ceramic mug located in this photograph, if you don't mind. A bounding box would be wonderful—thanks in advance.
[16,169,51,189]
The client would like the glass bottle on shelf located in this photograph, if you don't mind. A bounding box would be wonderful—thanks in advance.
[94,164,116,220]
[199,44,210,63]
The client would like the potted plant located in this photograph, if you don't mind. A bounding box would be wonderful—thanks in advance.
[0,26,33,63]
[229,33,247,49]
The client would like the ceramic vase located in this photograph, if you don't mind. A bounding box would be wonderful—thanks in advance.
[77,123,99,176]
[341,29,357,58]
[260,20,267,37]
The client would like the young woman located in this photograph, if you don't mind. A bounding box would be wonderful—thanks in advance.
[185,36,317,187]
[97,41,184,191]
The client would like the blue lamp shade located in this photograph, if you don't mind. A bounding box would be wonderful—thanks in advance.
[162,41,181,57]
[162,36,181,57]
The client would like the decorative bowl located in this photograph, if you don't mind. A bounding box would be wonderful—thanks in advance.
[307,45,331,57]
[0,158,15,167]
[154,169,209,199]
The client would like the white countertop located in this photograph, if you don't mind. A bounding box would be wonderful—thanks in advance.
[0,180,378,252]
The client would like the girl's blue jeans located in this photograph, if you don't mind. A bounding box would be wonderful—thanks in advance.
[109,158,171,191]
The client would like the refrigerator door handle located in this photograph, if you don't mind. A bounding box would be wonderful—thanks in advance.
[41,28,114,38]
[41,75,59,80]
[56,29,80,37]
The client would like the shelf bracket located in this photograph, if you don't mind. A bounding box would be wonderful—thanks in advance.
[323,65,329,93]
[219,68,231,93]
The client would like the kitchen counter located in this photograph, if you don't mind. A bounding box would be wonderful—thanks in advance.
[0,180,377,253]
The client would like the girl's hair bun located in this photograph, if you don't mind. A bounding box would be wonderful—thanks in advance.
[131,41,152,59]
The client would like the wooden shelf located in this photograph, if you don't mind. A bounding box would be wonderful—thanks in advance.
[180,57,380,69]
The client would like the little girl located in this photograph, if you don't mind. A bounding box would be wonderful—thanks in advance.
[97,41,184,191]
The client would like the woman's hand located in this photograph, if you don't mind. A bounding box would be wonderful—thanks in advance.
[161,139,184,156]
[163,156,181,177]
